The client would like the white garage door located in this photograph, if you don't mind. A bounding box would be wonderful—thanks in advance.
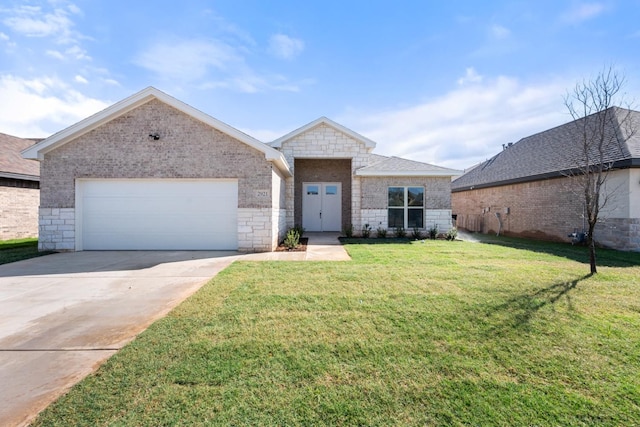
[78,179,238,250]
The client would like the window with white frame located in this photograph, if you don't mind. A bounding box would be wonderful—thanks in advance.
[388,186,424,229]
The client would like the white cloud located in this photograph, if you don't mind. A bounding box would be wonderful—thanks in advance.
[45,49,65,60]
[268,34,305,60]
[0,74,109,137]
[490,24,511,40]
[134,37,303,94]
[134,38,240,82]
[561,2,606,24]
[0,31,8,41]
[65,45,90,60]
[1,2,79,43]
[344,74,572,170]
[457,67,483,85]
[74,74,87,84]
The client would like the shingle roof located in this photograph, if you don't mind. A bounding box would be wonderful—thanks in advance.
[0,132,40,180]
[356,155,462,177]
[452,107,640,191]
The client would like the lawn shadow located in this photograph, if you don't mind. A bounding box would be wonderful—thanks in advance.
[460,232,640,268]
[479,274,592,335]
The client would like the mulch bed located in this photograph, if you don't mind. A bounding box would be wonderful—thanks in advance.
[275,237,308,252]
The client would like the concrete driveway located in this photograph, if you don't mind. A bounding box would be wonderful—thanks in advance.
[0,250,239,427]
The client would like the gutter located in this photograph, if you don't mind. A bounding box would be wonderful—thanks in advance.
[0,172,40,182]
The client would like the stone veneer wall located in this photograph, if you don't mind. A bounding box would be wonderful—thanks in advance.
[40,99,275,252]
[0,186,39,240]
[39,208,74,251]
[276,123,372,230]
[452,173,640,251]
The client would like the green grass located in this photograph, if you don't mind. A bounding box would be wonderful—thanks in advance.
[0,238,52,265]
[32,238,640,426]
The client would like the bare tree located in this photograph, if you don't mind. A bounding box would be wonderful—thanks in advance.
[564,67,635,274]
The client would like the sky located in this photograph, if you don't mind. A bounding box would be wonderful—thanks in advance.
[1,1,639,170]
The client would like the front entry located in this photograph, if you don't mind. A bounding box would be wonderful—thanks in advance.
[302,182,342,232]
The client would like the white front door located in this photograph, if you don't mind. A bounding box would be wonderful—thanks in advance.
[302,182,342,232]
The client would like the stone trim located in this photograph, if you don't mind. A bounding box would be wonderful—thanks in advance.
[39,208,75,251]
[360,208,454,234]
[238,208,275,252]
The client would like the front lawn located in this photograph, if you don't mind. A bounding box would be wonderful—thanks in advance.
[0,238,51,265]
[33,238,640,426]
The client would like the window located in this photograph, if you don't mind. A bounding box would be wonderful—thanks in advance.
[306,185,319,195]
[388,187,424,229]
[325,185,337,195]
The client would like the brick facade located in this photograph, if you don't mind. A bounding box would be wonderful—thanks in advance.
[0,186,39,240]
[361,176,454,234]
[30,89,458,252]
[452,172,640,251]
[39,99,278,252]
[293,159,352,230]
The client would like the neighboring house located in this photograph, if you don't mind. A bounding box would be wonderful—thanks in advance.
[22,87,461,252]
[452,107,640,252]
[0,133,40,240]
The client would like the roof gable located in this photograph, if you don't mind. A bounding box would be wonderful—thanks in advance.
[21,87,291,176]
[356,155,462,177]
[0,132,40,180]
[452,107,640,191]
[270,116,376,149]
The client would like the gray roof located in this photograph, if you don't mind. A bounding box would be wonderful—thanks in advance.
[356,155,462,177]
[452,107,640,191]
[0,132,40,180]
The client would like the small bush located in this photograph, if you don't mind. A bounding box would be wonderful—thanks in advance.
[411,227,423,240]
[343,224,354,238]
[445,227,458,241]
[395,227,406,238]
[361,224,372,239]
[428,225,438,240]
[376,227,387,238]
[292,224,305,237]
[283,228,300,249]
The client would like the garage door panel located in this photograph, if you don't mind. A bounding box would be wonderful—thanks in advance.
[79,180,238,250]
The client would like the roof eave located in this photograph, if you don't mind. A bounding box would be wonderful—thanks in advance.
[270,117,377,149]
[20,87,293,174]
[356,169,463,177]
[0,172,40,181]
[452,159,640,192]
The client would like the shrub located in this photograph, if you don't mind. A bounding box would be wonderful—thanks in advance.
[428,225,438,240]
[445,227,458,241]
[283,228,300,249]
[411,227,423,240]
[361,223,372,239]
[343,224,354,238]
[292,224,305,237]
[395,227,406,238]
[376,227,387,238]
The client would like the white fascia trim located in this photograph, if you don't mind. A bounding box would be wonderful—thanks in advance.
[21,86,293,177]
[355,169,463,177]
[270,116,377,149]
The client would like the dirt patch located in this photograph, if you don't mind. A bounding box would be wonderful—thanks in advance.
[275,237,308,252]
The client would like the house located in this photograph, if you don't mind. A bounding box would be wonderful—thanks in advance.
[452,107,640,252]
[22,87,461,252]
[0,133,40,240]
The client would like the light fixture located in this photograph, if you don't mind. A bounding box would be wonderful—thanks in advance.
[149,133,160,140]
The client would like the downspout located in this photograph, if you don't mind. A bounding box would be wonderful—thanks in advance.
[495,212,502,236]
